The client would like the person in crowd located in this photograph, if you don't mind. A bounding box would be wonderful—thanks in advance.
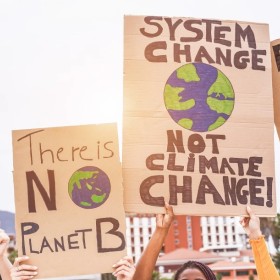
[0,229,38,280]
[1,204,279,280]
[240,205,280,280]
[0,229,13,280]
[133,203,280,280]
[133,203,217,280]
[0,229,135,280]
[8,256,135,280]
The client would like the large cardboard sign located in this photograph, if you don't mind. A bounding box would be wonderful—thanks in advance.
[123,16,276,216]
[12,123,126,279]
[271,39,280,140]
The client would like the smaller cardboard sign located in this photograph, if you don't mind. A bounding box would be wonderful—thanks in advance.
[12,123,126,279]
[271,39,280,140]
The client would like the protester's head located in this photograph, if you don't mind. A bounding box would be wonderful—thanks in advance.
[173,261,216,280]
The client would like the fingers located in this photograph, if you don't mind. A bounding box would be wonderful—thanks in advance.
[112,256,134,269]
[112,256,135,278]
[239,216,249,228]
[165,202,174,218]
[156,203,174,229]
[122,256,134,266]
[11,256,38,280]
[245,206,259,224]
[11,268,38,280]
[240,205,255,225]
[246,205,254,217]
[13,256,29,267]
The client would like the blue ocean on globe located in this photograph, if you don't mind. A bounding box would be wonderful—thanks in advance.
[164,63,235,132]
[68,166,111,209]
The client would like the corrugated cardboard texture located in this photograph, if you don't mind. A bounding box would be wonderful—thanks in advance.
[12,123,126,279]
[123,15,275,217]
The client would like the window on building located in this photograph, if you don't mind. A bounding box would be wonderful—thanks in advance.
[220,271,230,276]
[236,270,249,276]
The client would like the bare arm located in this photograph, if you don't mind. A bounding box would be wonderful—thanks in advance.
[133,203,174,280]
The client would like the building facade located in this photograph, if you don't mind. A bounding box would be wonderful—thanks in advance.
[200,216,248,256]
[125,214,157,262]
[125,214,248,263]
[125,214,202,262]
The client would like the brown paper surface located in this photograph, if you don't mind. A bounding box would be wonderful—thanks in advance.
[12,123,126,279]
[271,39,280,139]
[123,15,276,217]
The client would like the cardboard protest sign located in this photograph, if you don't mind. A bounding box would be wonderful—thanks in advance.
[271,39,280,140]
[123,15,276,216]
[12,123,126,279]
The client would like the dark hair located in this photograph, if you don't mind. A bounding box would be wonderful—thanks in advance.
[173,261,216,280]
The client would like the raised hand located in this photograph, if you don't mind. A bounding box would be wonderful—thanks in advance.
[112,256,135,280]
[240,205,262,240]
[156,203,174,231]
[10,256,38,280]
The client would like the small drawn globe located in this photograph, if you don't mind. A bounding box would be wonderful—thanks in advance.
[68,166,111,209]
[164,62,235,132]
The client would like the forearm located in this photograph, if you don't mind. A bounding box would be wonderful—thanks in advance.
[133,227,168,280]
[250,236,280,280]
[0,255,12,280]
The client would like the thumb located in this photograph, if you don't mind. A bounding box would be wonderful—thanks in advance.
[246,205,254,217]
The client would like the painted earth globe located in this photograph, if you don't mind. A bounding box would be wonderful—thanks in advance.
[68,166,111,209]
[164,62,235,132]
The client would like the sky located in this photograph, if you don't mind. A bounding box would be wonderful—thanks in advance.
[0,0,279,214]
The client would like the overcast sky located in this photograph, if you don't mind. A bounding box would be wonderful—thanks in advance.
[0,0,279,213]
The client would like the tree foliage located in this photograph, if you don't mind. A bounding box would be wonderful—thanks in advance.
[272,214,280,272]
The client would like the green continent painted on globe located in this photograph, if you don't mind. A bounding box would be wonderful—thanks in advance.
[164,63,235,132]
[68,166,111,209]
